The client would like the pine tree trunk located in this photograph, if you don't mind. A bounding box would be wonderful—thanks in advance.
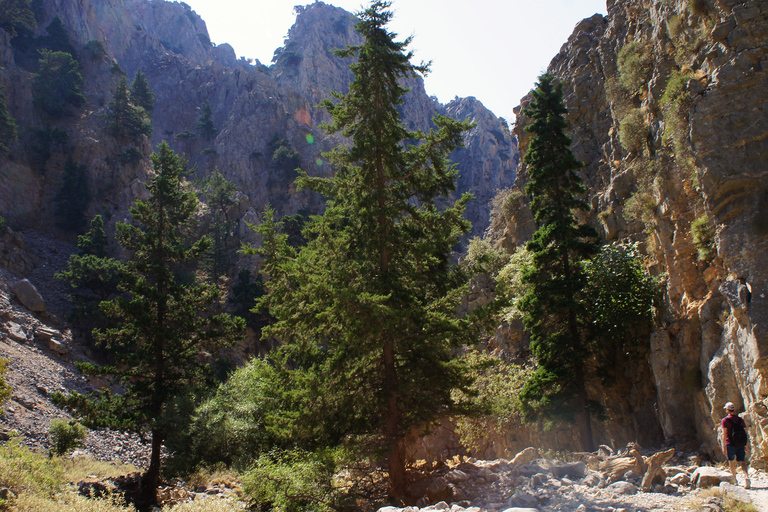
[383,337,406,497]
[140,428,164,506]
[575,365,595,452]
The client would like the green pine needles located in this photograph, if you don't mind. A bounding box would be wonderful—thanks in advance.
[246,0,476,500]
[54,142,244,507]
[518,73,600,451]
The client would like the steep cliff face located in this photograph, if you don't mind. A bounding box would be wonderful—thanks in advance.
[0,0,516,245]
[493,0,768,461]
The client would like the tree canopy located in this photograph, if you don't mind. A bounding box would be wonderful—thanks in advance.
[32,50,85,118]
[106,76,153,142]
[247,0,476,499]
[54,142,245,507]
[517,73,600,450]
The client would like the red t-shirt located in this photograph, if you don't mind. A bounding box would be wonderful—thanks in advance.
[721,414,746,445]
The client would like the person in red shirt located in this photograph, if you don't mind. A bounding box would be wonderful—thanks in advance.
[721,401,750,488]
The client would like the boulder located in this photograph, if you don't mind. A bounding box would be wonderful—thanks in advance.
[507,490,538,508]
[501,509,539,512]
[5,321,27,342]
[691,467,735,488]
[511,447,537,466]
[11,279,45,312]
[606,481,638,495]
[552,461,586,479]
[48,338,69,356]
[445,469,470,484]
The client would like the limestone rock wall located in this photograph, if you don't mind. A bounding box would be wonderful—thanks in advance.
[491,0,768,462]
[0,0,516,251]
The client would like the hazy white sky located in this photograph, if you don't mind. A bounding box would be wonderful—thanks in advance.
[182,0,607,121]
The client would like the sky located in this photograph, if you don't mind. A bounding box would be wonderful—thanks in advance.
[182,0,607,122]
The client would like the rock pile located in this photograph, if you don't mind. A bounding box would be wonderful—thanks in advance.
[379,446,762,512]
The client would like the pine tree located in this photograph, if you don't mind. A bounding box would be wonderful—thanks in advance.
[196,101,217,140]
[55,154,90,232]
[32,50,85,118]
[249,1,475,498]
[0,88,18,153]
[198,170,238,281]
[106,76,153,142]
[0,0,36,38]
[57,215,124,343]
[517,73,600,451]
[41,15,78,59]
[130,69,155,114]
[54,142,245,507]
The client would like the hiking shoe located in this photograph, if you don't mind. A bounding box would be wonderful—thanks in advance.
[745,478,751,489]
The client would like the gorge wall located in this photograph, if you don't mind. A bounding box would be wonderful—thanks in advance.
[485,0,768,463]
[0,0,516,251]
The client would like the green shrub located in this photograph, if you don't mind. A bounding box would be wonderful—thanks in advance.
[452,352,533,452]
[0,437,65,497]
[165,358,280,472]
[619,108,649,153]
[464,237,507,275]
[495,247,534,322]
[242,448,345,512]
[32,50,85,119]
[48,419,87,456]
[84,39,107,61]
[0,357,11,412]
[691,214,716,260]
[617,41,652,93]
[660,69,693,155]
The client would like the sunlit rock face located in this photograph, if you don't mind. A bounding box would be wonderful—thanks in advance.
[0,0,516,245]
[483,0,768,458]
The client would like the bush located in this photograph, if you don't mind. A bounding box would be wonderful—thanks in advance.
[660,69,694,155]
[0,357,11,412]
[452,352,533,452]
[495,247,534,322]
[48,418,87,456]
[242,448,344,512]
[165,358,281,472]
[619,108,649,153]
[691,214,716,260]
[0,437,65,497]
[32,50,85,118]
[84,39,107,61]
[617,41,652,93]
[463,237,507,275]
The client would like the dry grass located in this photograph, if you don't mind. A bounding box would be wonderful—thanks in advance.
[688,488,758,512]
[61,457,139,483]
[185,464,241,490]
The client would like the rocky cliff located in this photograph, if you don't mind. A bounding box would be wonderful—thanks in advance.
[487,0,768,463]
[0,0,516,247]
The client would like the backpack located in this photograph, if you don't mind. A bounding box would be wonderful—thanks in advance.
[728,417,749,447]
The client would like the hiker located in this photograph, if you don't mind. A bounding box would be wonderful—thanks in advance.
[721,401,750,488]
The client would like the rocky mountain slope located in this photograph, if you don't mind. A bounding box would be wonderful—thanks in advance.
[486,0,768,463]
[0,0,516,245]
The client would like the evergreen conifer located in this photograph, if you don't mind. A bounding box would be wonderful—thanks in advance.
[130,69,155,114]
[248,1,475,497]
[106,76,152,142]
[517,73,600,451]
[54,142,245,506]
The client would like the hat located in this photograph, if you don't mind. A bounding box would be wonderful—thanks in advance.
[724,402,736,412]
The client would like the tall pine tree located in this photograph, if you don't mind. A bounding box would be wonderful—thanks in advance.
[518,73,600,451]
[249,0,475,498]
[130,69,155,115]
[106,76,153,143]
[54,142,244,507]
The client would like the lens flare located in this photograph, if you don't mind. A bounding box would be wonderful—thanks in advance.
[316,158,323,166]
[306,134,315,144]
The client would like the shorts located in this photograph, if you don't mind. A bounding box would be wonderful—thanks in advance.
[727,444,746,462]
